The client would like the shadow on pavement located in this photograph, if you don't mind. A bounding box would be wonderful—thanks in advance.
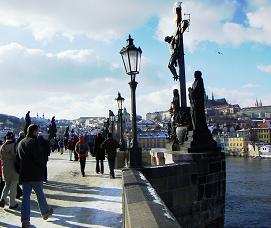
[51,205,122,228]
[0,221,20,228]
[44,181,122,197]
[45,192,120,203]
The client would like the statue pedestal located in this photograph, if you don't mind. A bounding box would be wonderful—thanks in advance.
[187,130,220,153]
[167,130,220,154]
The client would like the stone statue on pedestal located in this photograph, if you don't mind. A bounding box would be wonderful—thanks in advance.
[188,71,219,153]
[188,71,208,131]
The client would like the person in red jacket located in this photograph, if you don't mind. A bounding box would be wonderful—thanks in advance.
[75,136,89,177]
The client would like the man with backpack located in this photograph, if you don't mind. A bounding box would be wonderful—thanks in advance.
[75,136,89,177]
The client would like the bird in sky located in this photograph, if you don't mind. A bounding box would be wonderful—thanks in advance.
[217,51,223,55]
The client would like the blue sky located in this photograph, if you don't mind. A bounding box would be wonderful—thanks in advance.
[0,0,270,119]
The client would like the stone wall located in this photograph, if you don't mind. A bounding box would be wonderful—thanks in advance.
[141,152,226,227]
[122,169,181,228]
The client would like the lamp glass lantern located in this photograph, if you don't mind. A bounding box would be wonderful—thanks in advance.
[120,35,142,77]
[116,92,125,110]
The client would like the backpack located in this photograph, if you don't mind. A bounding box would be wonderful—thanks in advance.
[78,142,88,155]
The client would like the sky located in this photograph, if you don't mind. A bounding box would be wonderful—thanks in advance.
[0,0,270,120]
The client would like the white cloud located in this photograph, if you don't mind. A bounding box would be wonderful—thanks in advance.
[242,83,260,88]
[0,0,270,49]
[156,0,271,51]
[0,0,168,41]
[206,87,256,108]
[257,64,271,73]
[0,42,173,119]
[48,49,95,63]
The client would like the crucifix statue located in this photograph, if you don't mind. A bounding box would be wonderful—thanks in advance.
[165,2,189,108]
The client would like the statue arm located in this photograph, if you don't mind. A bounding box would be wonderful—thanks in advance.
[164,36,173,43]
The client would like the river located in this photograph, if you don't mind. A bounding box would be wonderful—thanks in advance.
[225,157,271,227]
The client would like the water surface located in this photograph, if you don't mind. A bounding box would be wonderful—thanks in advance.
[226,157,271,227]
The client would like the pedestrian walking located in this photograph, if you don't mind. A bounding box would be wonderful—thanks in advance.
[17,124,53,228]
[0,132,19,209]
[100,133,120,179]
[17,131,25,144]
[73,134,79,161]
[75,136,89,177]
[16,131,24,200]
[67,133,78,161]
[59,137,64,154]
[94,133,105,174]
[38,132,51,183]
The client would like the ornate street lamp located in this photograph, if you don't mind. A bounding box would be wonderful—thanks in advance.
[120,35,142,168]
[109,110,115,138]
[116,92,125,150]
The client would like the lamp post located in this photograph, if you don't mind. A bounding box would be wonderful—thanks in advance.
[109,110,115,138]
[120,35,142,168]
[116,92,125,150]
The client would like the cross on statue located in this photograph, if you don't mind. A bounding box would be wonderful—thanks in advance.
[165,1,190,109]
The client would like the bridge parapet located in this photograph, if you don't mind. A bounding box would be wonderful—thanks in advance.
[122,169,181,228]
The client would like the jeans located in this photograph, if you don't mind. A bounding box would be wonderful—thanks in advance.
[0,180,18,206]
[96,160,104,174]
[21,182,49,222]
[79,157,86,176]
[107,157,116,178]
[68,149,73,160]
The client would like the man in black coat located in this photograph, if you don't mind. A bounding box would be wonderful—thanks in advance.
[100,133,120,179]
[18,124,53,228]
[94,133,105,174]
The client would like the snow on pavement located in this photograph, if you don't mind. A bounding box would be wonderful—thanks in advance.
[0,151,123,228]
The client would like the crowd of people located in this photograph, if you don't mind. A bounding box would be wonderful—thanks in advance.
[0,124,121,228]
[0,124,53,228]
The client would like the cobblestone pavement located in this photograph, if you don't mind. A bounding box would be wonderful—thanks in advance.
[0,151,123,228]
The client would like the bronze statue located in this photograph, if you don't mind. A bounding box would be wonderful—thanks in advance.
[165,35,179,81]
[165,2,189,81]
[188,71,208,131]
[24,111,31,135]
[168,89,183,143]
[170,89,181,124]
[48,116,57,140]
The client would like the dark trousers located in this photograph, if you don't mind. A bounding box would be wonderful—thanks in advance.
[96,160,104,174]
[80,157,86,176]
[0,177,4,197]
[74,150,79,161]
[44,162,48,182]
[107,157,116,178]
[16,184,22,199]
